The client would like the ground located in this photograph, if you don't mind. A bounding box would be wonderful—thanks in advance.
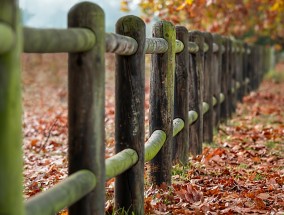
[22,53,284,214]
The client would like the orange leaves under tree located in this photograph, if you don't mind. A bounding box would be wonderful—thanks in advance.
[121,0,284,49]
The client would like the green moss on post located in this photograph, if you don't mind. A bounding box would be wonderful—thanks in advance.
[150,20,176,185]
[144,130,167,162]
[0,1,24,215]
[115,15,146,215]
[25,170,96,215]
[0,23,14,54]
[188,110,198,125]
[105,149,138,180]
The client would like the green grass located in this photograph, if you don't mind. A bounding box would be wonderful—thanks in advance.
[171,163,190,180]
[203,141,220,149]
[254,173,264,181]
[238,163,248,169]
[106,207,135,215]
[264,70,284,83]
[265,141,277,149]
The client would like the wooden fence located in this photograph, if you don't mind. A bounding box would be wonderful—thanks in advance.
[0,1,273,215]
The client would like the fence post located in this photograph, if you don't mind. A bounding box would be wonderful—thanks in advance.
[173,26,189,164]
[202,32,213,143]
[242,43,249,96]
[236,41,243,101]
[212,34,222,128]
[68,2,105,214]
[230,40,238,114]
[251,46,257,90]
[247,45,253,93]
[188,31,204,155]
[0,1,24,215]
[115,15,146,214]
[220,36,229,121]
[150,20,175,185]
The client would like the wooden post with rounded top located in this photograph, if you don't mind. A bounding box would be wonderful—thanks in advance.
[202,32,213,143]
[188,31,204,155]
[68,2,105,214]
[173,26,189,164]
[150,20,176,185]
[115,15,146,214]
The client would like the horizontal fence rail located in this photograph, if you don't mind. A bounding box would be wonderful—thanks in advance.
[0,1,274,215]
[23,28,251,55]
[23,27,96,53]
[25,170,96,215]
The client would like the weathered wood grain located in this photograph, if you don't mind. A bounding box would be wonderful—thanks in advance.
[220,36,230,121]
[188,31,204,155]
[106,32,138,55]
[202,32,214,143]
[212,34,222,128]
[115,15,146,215]
[150,20,176,185]
[68,2,105,214]
[173,26,189,164]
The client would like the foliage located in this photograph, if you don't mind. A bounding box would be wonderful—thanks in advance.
[122,0,284,48]
[23,54,284,214]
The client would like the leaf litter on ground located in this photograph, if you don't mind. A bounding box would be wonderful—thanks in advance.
[22,54,284,214]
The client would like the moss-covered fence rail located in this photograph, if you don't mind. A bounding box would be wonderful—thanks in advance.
[0,1,273,215]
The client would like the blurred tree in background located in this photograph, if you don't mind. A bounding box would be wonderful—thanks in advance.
[121,0,284,49]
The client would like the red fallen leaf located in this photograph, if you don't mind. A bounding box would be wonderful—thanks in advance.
[158,182,168,190]
[252,156,261,163]
[187,184,204,203]
[249,172,257,181]
[30,139,39,147]
[267,177,280,188]
[275,177,284,186]
[254,197,266,209]
[172,209,192,215]
[176,184,203,204]
[49,140,62,147]
[245,191,256,199]
[204,148,226,162]
[207,185,220,195]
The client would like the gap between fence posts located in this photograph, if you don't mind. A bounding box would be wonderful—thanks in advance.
[202,32,214,143]
[173,26,189,164]
[150,20,176,185]
[0,1,24,215]
[68,2,105,215]
[115,15,146,215]
[188,31,204,155]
